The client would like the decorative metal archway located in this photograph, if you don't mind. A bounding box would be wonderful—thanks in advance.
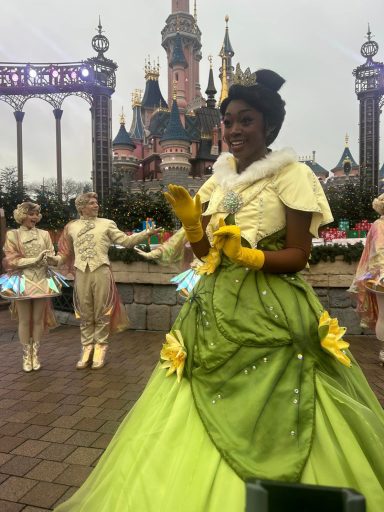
[0,20,117,201]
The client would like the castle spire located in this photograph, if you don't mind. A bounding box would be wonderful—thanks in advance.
[219,15,234,97]
[219,15,234,59]
[120,106,125,125]
[205,55,217,109]
[219,55,229,105]
[170,32,188,68]
[161,96,190,143]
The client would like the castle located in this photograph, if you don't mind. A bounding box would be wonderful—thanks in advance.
[112,0,234,194]
[112,1,378,193]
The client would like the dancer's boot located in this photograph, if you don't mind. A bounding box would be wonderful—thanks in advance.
[22,342,33,372]
[92,343,108,369]
[76,344,94,369]
[32,341,41,371]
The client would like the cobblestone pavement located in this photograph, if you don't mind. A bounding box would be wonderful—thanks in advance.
[0,308,383,511]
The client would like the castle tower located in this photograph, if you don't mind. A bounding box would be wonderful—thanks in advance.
[162,0,202,110]
[205,55,217,109]
[331,134,359,179]
[159,86,191,186]
[219,14,234,103]
[353,25,384,193]
[112,109,139,188]
[169,31,188,112]
[128,89,146,160]
[141,59,168,129]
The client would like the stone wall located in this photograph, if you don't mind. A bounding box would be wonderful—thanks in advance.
[302,259,372,335]
[56,258,369,334]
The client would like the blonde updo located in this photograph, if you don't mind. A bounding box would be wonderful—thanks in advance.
[75,192,98,214]
[13,202,42,225]
[372,194,384,215]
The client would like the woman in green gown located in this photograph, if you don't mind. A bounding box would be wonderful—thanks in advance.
[55,70,384,512]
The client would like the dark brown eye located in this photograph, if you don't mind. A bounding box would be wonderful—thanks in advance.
[241,117,253,125]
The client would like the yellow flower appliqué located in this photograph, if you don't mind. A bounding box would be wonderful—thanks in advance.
[160,330,187,382]
[318,311,351,367]
[196,247,222,275]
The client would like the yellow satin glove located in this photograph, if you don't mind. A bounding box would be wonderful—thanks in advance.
[164,185,204,243]
[212,222,265,270]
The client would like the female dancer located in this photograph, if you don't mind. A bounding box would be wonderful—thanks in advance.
[349,193,384,364]
[1,202,65,371]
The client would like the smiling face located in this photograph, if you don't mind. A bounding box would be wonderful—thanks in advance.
[81,197,99,218]
[22,209,40,229]
[223,99,267,173]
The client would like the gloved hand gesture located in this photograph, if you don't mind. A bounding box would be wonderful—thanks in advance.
[213,219,265,270]
[164,185,203,243]
[134,246,162,260]
[164,185,202,227]
[212,221,242,260]
[36,250,50,264]
[46,255,61,266]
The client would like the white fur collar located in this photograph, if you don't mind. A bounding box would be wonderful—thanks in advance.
[213,148,298,190]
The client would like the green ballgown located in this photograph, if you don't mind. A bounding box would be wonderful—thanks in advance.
[55,242,384,512]
[56,153,384,511]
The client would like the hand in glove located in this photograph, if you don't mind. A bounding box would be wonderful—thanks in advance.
[46,255,61,266]
[213,220,265,270]
[134,246,162,260]
[16,249,50,269]
[164,185,203,243]
[145,225,162,236]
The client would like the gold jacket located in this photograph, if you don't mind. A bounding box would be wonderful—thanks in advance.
[61,217,150,272]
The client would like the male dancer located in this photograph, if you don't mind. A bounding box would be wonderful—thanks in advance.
[50,192,158,369]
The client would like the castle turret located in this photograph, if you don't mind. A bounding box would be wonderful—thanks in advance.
[141,59,168,128]
[219,14,234,101]
[162,0,202,110]
[170,31,188,111]
[113,109,139,188]
[205,55,217,109]
[160,86,191,186]
[331,134,359,178]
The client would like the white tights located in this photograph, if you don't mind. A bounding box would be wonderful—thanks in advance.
[16,298,47,344]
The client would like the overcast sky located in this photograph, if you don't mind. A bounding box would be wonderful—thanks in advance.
[0,0,383,185]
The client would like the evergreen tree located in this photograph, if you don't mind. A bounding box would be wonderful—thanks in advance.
[325,180,377,226]
[0,167,28,227]
[33,186,71,230]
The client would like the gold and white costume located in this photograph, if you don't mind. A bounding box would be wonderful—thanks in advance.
[1,226,61,299]
[1,226,60,372]
[58,217,150,347]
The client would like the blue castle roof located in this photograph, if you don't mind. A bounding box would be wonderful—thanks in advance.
[334,147,358,169]
[129,105,145,141]
[142,78,168,110]
[113,122,136,149]
[170,32,188,68]
[161,100,191,143]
